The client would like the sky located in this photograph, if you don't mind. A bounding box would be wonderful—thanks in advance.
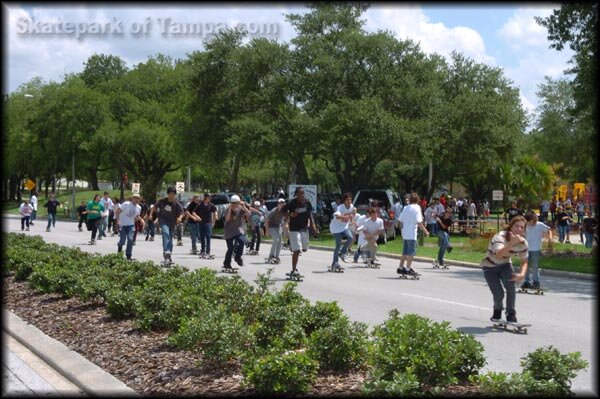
[3,2,574,125]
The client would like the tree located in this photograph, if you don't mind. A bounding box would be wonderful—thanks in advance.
[81,54,128,89]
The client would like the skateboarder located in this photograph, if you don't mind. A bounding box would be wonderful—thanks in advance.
[115,194,144,261]
[281,187,319,277]
[153,187,184,266]
[481,215,529,324]
[522,211,552,291]
[85,194,105,245]
[329,192,355,271]
[223,195,252,270]
[397,192,429,276]
[434,206,454,268]
[194,193,218,258]
[265,198,287,263]
[362,207,384,265]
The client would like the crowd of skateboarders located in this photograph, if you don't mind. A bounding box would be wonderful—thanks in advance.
[21,187,597,326]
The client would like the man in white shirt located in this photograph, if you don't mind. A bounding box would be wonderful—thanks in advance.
[115,194,144,260]
[398,192,429,275]
[522,211,552,290]
[328,193,355,270]
[362,208,385,265]
[99,191,114,240]
[30,191,38,225]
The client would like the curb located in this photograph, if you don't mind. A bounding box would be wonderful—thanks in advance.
[3,308,139,397]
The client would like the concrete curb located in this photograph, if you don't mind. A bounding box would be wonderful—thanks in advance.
[3,308,139,397]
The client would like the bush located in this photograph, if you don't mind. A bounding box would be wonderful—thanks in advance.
[302,300,346,336]
[362,367,421,396]
[168,306,252,366]
[368,310,486,388]
[470,370,562,396]
[520,346,589,396]
[242,348,319,394]
[307,315,370,372]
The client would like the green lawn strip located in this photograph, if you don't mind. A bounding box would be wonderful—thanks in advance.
[310,234,596,275]
[4,189,132,219]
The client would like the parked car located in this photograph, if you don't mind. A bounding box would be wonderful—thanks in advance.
[353,189,400,218]
[211,192,236,227]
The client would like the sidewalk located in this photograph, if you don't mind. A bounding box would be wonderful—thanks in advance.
[2,308,137,397]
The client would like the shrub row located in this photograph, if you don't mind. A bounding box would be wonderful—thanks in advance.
[3,233,588,395]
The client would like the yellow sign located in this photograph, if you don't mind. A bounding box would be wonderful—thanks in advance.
[557,185,568,201]
[24,179,36,191]
[573,183,585,200]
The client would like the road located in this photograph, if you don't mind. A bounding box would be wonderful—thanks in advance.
[4,216,596,396]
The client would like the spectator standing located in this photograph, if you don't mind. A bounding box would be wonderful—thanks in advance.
[555,206,573,244]
[467,199,477,228]
[424,202,437,236]
[505,201,523,224]
[434,207,454,268]
[540,199,550,223]
[185,195,202,254]
[397,192,429,276]
[581,211,597,249]
[576,200,585,225]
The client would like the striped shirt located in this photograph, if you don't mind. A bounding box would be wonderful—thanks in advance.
[480,230,528,268]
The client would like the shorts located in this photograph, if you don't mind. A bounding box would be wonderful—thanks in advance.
[289,230,308,252]
[402,239,417,256]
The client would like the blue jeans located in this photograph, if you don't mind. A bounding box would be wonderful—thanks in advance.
[224,234,246,266]
[118,225,135,258]
[46,212,56,229]
[21,216,30,229]
[160,223,174,254]
[483,263,516,317]
[99,215,109,237]
[199,223,213,254]
[353,245,370,262]
[427,223,437,235]
[332,228,353,265]
[145,220,155,238]
[31,209,37,222]
[525,251,541,284]
[188,222,199,249]
[584,231,594,248]
[436,230,450,265]
[249,225,261,251]
[558,225,568,242]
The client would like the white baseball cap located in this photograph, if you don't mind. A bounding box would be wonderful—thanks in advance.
[230,195,241,203]
[278,198,285,203]
[254,201,261,206]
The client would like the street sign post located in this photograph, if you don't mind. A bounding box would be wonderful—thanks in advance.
[131,183,140,194]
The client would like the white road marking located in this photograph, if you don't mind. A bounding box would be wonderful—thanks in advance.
[402,293,490,310]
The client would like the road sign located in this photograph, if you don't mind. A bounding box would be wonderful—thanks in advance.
[288,184,318,211]
[492,190,503,201]
[176,182,185,194]
[131,183,140,194]
[24,179,36,191]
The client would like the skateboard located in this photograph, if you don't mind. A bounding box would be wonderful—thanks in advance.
[518,288,544,296]
[265,257,281,264]
[491,321,531,334]
[432,261,449,270]
[161,260,174,268]
[285,272,304,282]
[363,260,381,269]
[328,266,345,273]
[189,249,199,255]
[246,250,259,255]
[398,270,420,280]
[199,254,215,260]
[88,240,96,245]
[221,267,239,274]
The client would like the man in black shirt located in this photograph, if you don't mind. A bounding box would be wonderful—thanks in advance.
[434,207,454,268]
[43,193,61,232]
[185,195,202,254]
[152,187,184,265]
[281,187,319,277]
[77,201,88,232]
[193,193,218,258]
[505,201,523,224]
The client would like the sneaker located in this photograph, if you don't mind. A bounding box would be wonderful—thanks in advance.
[26,227,30,231]
[30,222,34,226]
[149,237,154,241]
[46,227,50,232]
[532,281,541,290]
[331,263,342,270]
[397,267,406,274]
[126,257,133,261]
[21,227,24,231]
[223,264,233,270]
[447,245,453,253]
[234,257,244,267]
[132,241,136,246]
[199,251,206,257]
[98,236,103,240]
[407,268,417,275]
[520,281,532,289]
[117,245,123,253]
[145,236,149,241]
[339,253,347,263]
[506,314,518,324]
[490,309,502,323]
[79,227,82,232]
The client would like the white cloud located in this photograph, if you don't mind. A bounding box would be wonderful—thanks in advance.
[364,6,496,65]
[497,7,555,49]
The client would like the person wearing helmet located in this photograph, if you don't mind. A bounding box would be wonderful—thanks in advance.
[223,195,252,269]
[152,187,184,266]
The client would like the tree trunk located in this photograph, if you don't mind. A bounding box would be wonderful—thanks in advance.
[88,169,99,191]
[294,157,309,184]
[229,155,241,192]
[51,175,56,193]
[9,175,19,202]
[342,152,353,193]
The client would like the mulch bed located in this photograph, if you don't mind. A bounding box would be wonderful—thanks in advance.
[3,275,480,396]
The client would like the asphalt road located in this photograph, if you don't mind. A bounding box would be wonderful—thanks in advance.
[4,216,596,396]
